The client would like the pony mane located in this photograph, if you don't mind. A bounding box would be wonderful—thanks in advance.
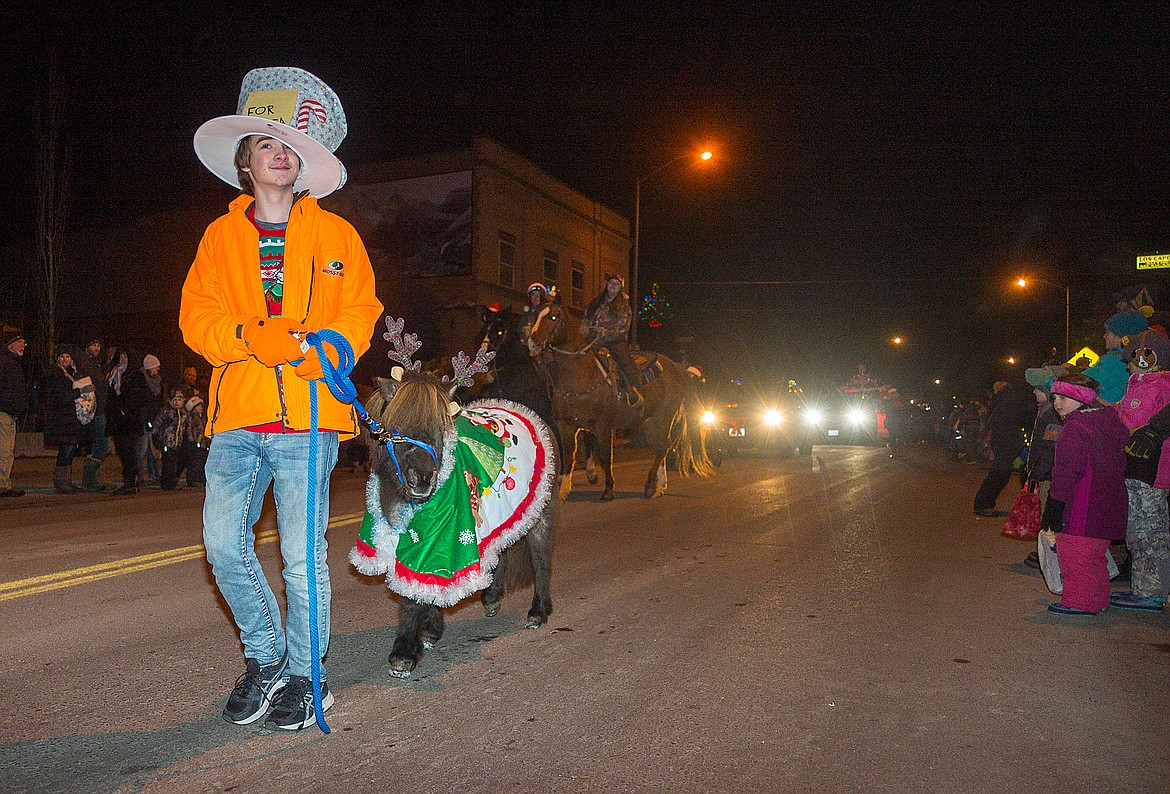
[386,372,456,435]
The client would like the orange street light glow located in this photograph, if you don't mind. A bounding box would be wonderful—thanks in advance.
[1016,277,1028,288]
[893,336,903,345]
[700,151,713,160]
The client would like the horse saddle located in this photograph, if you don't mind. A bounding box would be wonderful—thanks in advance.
[592,349,662,387]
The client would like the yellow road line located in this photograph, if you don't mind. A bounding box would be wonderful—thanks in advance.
[0,513,364,603]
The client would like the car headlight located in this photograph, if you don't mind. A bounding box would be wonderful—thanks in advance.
[803,408,823,426]
[701,410,717,425]
[763,409,782,427]
[846,408,868,426]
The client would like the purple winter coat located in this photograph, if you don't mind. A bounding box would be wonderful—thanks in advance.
[1050,406,1129,541]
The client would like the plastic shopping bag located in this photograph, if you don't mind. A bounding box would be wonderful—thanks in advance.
[1037,529,1062,594]
[1002,483,1041,540]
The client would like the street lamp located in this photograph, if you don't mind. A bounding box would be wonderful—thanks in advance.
[632,148,713,346]
[1014,276,1070,361]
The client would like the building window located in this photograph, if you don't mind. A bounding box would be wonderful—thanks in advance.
[543,250,558,286]
[571,260,585,308]
[498,231,517,289]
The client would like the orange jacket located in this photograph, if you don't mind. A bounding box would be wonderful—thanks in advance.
[179,194,383,440]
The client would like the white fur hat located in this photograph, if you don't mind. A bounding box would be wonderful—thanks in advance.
[194,67,348,198]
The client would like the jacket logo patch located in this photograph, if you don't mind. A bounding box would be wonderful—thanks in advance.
[322,260,345,277]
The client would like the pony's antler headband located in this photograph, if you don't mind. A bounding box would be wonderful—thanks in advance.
[447,348,496,394]
[384,317,422,372]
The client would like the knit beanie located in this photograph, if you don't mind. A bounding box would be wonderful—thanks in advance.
[142,354,161,371]
[184,396,204,412]
[1105,309,1149,339]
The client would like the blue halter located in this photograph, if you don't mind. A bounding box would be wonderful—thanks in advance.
[383,430,439,504]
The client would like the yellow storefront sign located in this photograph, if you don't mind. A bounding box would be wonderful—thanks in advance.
[1136,254,1170,270]
[1067,346,1100,367]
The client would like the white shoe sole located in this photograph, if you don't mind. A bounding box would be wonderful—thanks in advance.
[268,689,334,731]
[224,675,288,725]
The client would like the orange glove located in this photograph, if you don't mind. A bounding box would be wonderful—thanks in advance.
[293,345,340,381]
[241,317,305,367]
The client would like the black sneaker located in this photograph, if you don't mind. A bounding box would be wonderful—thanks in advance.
[222,657,288,725]
[264,675,333,731]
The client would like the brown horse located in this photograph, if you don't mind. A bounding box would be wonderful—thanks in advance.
[524,300,712,500]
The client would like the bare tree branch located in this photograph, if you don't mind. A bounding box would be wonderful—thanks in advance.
[33,49,71,367]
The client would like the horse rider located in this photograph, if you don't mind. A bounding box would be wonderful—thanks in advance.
[521,282,551,335]
[582,274,642,406]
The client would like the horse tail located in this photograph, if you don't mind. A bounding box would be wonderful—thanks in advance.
[500,498,555,590]
[667,386,715,478]
[502,538,536,588]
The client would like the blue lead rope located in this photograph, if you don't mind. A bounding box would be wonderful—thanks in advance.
[297,329,443,733]
[298,328,361,735]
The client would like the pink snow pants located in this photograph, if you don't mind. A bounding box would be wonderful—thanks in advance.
[1057,534,1112,613]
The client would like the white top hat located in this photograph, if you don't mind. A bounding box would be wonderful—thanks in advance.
[194,67,348,198]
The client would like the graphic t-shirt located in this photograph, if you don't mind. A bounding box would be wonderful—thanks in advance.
[245,206,302,434]
[247,207,287,318]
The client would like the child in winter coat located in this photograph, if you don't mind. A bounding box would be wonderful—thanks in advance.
[1110,329,1170,612]
[1045,373,1130,615]
[152,389,187,490]
[1025,365,1069,515]
[182,396,208,487]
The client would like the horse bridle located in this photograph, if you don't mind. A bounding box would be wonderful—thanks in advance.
[371,425,440,503]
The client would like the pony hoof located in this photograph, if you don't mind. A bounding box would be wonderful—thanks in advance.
[483,600,501,618]
[600,491,614,502]
[388,656,418,678]
[421,636,438,650]
[524,615,547,629]
[587,472,599,484]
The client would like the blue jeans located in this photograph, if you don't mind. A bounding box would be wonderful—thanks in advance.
[83,413,109,461]
[137,432,159,482]
[203,429,339,679]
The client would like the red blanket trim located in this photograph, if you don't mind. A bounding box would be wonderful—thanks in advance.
[477,408,547,553]
[394,558,482,588]
[355,538,377,558]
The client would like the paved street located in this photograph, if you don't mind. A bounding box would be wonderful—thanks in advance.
[1,444,1167,793]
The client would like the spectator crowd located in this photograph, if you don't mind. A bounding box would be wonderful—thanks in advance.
[966,292,1170,617]
[0,331,208,497]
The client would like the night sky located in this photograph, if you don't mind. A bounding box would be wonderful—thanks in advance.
[6,5,1170,400]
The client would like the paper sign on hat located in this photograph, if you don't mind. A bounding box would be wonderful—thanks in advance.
[194,67,348,198]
